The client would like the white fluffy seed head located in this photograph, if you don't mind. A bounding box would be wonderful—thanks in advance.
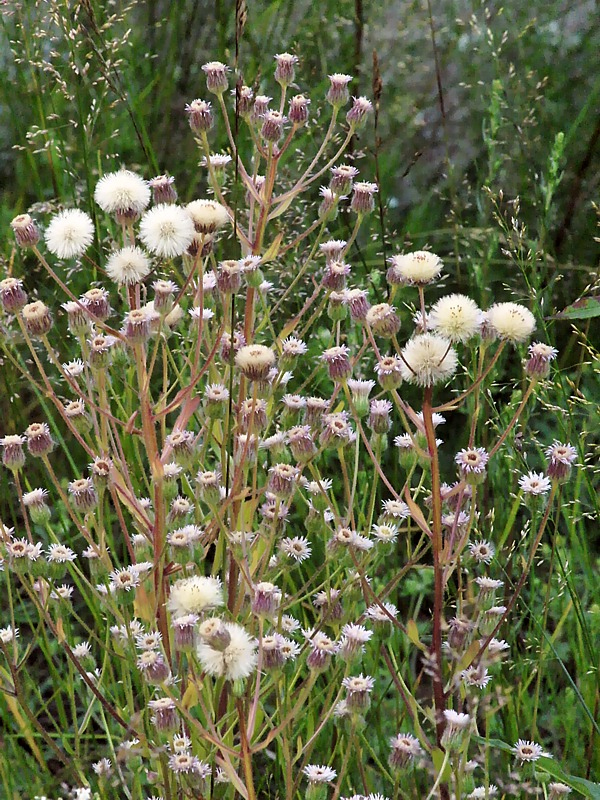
[486,302,536,343]
[400,333,458,386]
[429,294,482,342]
[196,621,258,681]
[105,246,151,285]
[388,250,443,284]
[186,199,230,233]
[94,169,150,218]
[166,575,224,617]
[44,209,94,259]
[139,204,195,258]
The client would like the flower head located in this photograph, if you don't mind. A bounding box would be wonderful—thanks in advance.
[512,739,551,762]
[105,246,151,285]
[44,209,94,259]
[196,621,257,680]
[400,334,458,386]
[429,294,482,342]
[167,575,224,617]
[94,169,150,221]
[486,302,536,343]
[387,251,443,285]
[139,204,195,258]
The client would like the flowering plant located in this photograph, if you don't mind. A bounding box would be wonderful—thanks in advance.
[0,51,590,800]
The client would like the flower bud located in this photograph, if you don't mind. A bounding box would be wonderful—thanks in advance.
[185,99,214,133]
[261,110,287,143]
[326,73,352,107]
[202,61,229,95]
[149,174,177,205]
[25,423,54,457]
[346,96,373,129]
[274,52,298,87]
[288,94,310,126]
[11,213,40,247]
[0,277,28,313]
[22,301,52,336]
[1,434,26,471]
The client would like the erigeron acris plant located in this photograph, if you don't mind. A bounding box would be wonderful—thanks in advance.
[0,53,580,800]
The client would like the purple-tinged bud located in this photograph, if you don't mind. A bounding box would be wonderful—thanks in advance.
[235,85,254,117]
[322,260,350,291]
[153,279,177,314]
[68,477,98,512]
[172,613,199,652]
[330,164,359,196]
[0,277,28,313]
[234,433,258,466]
[1,434,26,471]
[304,397,330,427]
[365,302,401,337]
[246,174,266,203]
[252,581,282,618]
[81,287,111,322]
[342,674,375,711]
[345,288,371,322]
[389,733,424,770]
[446,616,474,651]
[350,180,377,214]
[319,239,347,263]
[239,397,268,433]
[287,425,317,462]
[122,307,156,343]
[313,589,343,620]
[261,110,287,142]
[149,174,177,205]
[545,440,577,482]
[525,341,558,378]
[274,52,298,87]
[289,94,310,126]
[25,422,54,457]
[216,259,244,294]
[251,94,272,124]
[346,96,373,129]
[306,632,338,671]
[201,61,229,95]
[11,213,40,247]
[22,301,52,337]
[369,399,393,434]
[185,99,214,133]
[220,330,246,362]
[321,345,352,381]
[148,697,179,733]
[262,634,286,670]
[326,73,352,107]
[138,650,170,684]
[268,463,300,499]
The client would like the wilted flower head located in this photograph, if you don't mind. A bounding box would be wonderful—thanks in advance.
[525,341,558,377]
[185,98,214,132]
[202,60,229,94]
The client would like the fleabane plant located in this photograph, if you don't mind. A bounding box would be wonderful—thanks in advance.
[0,52,579,800]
